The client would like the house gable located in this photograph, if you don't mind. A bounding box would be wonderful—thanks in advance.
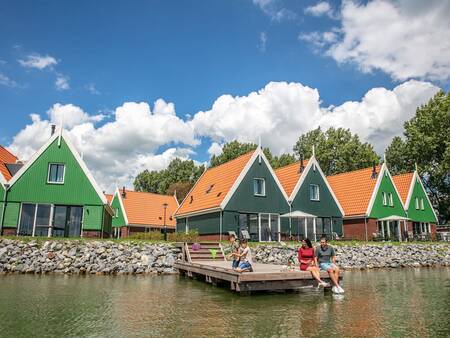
[368,166,406,219]
[290,159,343,218]
[406,173,438,223]
[110,189,128,228]
[223,150,289,214]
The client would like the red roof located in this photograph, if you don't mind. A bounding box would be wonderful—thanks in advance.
[392,172,415,204]
[0,146,18,181]
[275,160,309,197]
[327,165,382,217]
[121,190,178,228]
[105,194,114,204]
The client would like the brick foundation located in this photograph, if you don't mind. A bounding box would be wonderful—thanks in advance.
[82,230,110,238]
[343,218,378,241]
[1,227,17,236]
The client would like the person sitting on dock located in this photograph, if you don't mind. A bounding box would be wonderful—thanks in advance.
[298,238,330,288]
[235,239,253,273]
[314,236,344,294]
[225,234,241,269]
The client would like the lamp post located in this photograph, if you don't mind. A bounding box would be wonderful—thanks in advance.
[163,203,168,241]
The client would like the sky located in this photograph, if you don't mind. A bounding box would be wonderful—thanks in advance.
[0,0,449,192]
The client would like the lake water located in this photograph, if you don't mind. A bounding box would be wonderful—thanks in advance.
[0,268,449,337]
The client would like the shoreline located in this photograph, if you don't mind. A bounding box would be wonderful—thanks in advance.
[0,238,449,275]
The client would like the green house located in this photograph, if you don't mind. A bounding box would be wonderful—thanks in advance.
[328,164,408,241]
[275,156,344,241]
[0,130,113,238]
[393,171,438,238]
[174,148,290,241]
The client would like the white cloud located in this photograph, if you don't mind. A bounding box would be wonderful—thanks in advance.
[304,1,334,18]
[55,74,70,90]
[190,80,439,155]
[9,100,199,192]
[0,73,18,87]
[303,0,450,81]
[253,0,296,21]
[18,54,58,70]
[207,142,223,157]
[258,32,267,52]
[85,83,100,95]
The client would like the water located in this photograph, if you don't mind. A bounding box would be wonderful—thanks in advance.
[0,269,449,337]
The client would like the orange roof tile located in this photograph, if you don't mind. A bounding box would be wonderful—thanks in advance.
[327,165,381,217]
[105,194,113,204]
[122,190,178,228]
[275,160,309,197]
[0,145,18,181]
[392,172,414,204]
[175,151,254,216]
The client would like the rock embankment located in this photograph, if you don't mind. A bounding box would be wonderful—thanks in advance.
[0,238,181,275]
[254,244,450,269]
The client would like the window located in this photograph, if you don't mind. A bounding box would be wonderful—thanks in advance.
[420,198,425,210]
[114,208,119,218]
[254,178,265,196]
[388,193,394,206]
[382,192,387,206]
[310,184,320,201]
[415,197,420,210]
[48,163,65,184]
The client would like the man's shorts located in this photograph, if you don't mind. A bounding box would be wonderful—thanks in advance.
[319,262,337,271]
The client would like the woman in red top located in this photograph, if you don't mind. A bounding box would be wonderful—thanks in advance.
[298,238,329,287]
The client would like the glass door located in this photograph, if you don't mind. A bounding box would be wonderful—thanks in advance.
[270,214,279,242]
[68,207,82,237]
[52,206,83,237]
[260,214,270,241]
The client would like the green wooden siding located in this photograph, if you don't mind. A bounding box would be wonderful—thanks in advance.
[369,172,406,219]
[176,218,187,232]
[290,165,343,218]
[184,212,221,234]
[406,178,437,223]
[224,158,289,214]
[111,194,127,228]
[3,137,107,232]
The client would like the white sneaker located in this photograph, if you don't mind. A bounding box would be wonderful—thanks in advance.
[338,286,345,294]
[332,286,339,293]
[319,282,330,288]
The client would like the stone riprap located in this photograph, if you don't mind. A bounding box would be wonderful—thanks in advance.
[0,238,181,275]
[253,244,450,269]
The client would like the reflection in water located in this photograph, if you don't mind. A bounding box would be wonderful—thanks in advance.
[0,268,449,337]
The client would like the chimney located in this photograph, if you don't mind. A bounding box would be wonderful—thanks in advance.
[298,154,305,173]
[122,186,126,198]
[371,162,377,179]
[51,124,56,136]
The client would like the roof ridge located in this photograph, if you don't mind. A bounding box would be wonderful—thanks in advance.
[327,164,381,178]
[275,158,310,172]
[126,189,175,198]
[205,149,255,172]
[393,171,414,178]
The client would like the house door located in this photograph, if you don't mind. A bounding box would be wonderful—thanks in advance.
[52,206,83,237]
[259,213,280,242]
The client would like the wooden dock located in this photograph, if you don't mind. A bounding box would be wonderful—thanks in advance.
[174,242,343,294]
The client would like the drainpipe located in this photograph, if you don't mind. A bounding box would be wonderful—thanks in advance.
[364,217,368,241]
[0,184,10,235]
[100,207,105,239]
[219,211,223,242]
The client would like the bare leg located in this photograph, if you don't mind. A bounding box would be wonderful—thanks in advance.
[307,266,324,284]
[327,268,339,287]
[333,267,341,286]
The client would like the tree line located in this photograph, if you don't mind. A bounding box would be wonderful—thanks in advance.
[134,91,449,223]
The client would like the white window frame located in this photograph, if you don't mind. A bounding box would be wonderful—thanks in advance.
[253,178,266,196]
[388,192,394,207]
[47,163,65,184]
[114,208,119,218]
[309,184,320,201]
[382,192,387,206]
[420,198,425,210]
[415,197,420,210]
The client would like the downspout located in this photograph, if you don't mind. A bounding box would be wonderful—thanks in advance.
[364,217,368,241]
[219,211,223,242]
[101,207,105,239]
[0,184,9,235]
[288,203,292,239]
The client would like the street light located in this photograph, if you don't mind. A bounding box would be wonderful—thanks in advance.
[162,203,168,241]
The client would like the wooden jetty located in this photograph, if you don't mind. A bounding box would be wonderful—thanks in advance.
[174,242,343,294]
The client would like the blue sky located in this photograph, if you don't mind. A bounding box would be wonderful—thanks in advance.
[1,0,449,191]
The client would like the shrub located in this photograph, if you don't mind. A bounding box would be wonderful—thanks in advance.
[167,230,199,242]
[128,231,164,241]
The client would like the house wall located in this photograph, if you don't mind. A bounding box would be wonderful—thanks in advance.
[110,193,127,228]
[369,172,406,219]
[343,218,378,241]
[177,212,221,235]
[407,179,437,223]
[290,165,343,218]
[2,137,106,234]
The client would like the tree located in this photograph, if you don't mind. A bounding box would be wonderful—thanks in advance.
[133,158,204,195]
[293,127,380,176]
[210,140,296,169]
[166,181,194,204]
[385,90,450,222]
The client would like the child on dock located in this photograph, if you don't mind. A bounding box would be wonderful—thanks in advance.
[225,234,241,269]
[235,240,253,272]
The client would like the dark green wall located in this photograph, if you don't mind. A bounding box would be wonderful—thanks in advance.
[110,193,127,228]
[181,212,221,234]
[290,165,343,218]
[224,158,289,214]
